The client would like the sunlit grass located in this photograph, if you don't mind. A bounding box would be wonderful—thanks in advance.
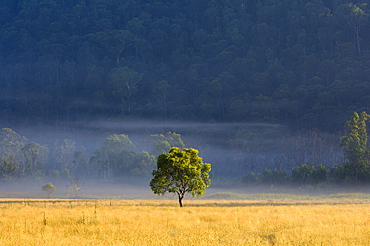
[0,198,369,245]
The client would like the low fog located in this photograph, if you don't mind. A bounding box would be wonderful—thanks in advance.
[0,120,346,198]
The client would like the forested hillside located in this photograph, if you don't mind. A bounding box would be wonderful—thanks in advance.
[1,0,370,130]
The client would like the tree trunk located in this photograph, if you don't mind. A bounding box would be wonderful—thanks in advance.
[178,194,183,207]
[356,31,361,55]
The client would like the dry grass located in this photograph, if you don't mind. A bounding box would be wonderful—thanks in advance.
[0,199,369,245]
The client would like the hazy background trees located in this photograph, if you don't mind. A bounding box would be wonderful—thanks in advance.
[2,1,370,187]
[1,109,369,187]
[0,123,343,185]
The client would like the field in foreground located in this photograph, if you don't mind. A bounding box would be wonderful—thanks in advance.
[0,198,369,246]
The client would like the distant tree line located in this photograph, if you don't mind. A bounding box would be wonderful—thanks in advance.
[0,128,183,182]
[0,123,344,184]
[1,0,370,130]
[242,111,370,186]
[1,112,368,185]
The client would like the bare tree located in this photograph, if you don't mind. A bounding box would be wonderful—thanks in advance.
[68,177,84,199]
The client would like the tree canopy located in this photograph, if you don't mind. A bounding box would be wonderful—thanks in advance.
[150,147,211,207]
[340,111,370,183]
[41,182,55,198]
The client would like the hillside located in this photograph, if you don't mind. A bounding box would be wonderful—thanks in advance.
[0,0,369,131]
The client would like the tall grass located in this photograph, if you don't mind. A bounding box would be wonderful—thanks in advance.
[0,199,369,245]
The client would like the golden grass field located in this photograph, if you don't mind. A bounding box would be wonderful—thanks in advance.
[0,197,370,246]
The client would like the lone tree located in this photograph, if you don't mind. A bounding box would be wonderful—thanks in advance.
[68,177,84,199]
[150,147,211,207]
[42,182,56,198]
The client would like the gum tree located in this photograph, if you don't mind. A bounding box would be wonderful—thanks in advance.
[150,147,211,207]
[68,177,84,199]
[338,3,368,55]
[42,182,56,198]
[148,132,185,157]
[340,111,370,183]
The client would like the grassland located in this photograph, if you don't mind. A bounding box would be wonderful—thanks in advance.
[0,196,370,246]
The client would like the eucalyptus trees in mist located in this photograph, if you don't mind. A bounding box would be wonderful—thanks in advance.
[0,114,368,187]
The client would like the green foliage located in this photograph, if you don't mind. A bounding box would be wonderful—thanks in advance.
[110,67,142,113]
[241,171,257,185]
[42,182,56,198]
[340,111,370,183]
[151,80,171,119]
[104,134,135,153]
[291,164,316,184]
[259,169,289,185]
[0,155,19,181]
[148,132,185,157]
[0,127,27,181]
[242,164,330,187]
[0,128,27,156]
[310,164,330,184]
[291,164,330,185]
[328,164,347,184]
[91,134,155,179]
[130,151,156,176]
[150,147,211,207]
[21,142,49,179]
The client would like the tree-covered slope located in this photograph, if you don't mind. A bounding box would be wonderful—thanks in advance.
[1,0,370,131]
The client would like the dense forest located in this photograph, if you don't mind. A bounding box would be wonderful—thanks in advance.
[1,0,370,131]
